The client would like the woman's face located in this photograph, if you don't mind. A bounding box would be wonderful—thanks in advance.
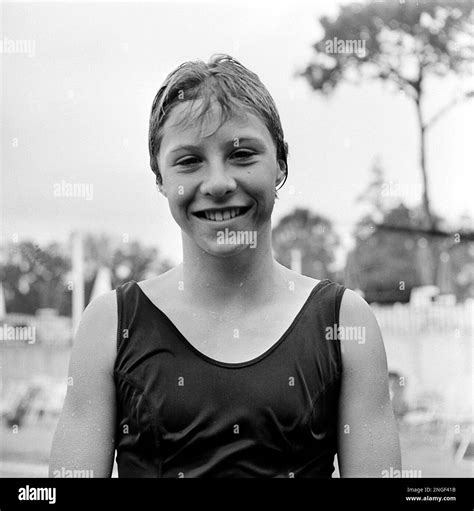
[157,99,286,257]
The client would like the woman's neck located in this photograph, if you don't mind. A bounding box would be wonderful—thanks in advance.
[179,231,280,309]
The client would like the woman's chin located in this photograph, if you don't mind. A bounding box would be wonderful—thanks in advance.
[200,239,255,258]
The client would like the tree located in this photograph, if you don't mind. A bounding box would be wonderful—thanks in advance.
[348,159,423,301]
[346,160,472,302]
[272,208,339,279]
[356,155,388,220]
[110,239,173,287]
[449,237,474,300]
[300,0,473,231]
[0,241,71,314]
[348,203,423,302]
[0,235,173,315]
[82,233,173,303]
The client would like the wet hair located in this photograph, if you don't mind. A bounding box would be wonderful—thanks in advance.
[148,54,288,187]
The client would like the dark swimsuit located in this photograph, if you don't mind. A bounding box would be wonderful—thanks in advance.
[114,279,346,478]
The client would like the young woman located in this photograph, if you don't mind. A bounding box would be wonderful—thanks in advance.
[49,55,401,478]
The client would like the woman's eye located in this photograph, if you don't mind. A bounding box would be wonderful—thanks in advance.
[231,150,256,160]
[176,157,200,166]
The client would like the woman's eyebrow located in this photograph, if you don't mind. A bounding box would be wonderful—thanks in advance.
[168,144,201,156]
[167,136,267,156]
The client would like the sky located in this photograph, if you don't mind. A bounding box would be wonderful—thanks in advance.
[1,0,473,268]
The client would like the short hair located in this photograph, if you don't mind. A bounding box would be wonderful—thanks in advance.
[148,54,289,187]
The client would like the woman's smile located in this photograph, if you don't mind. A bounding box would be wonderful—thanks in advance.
[191,204,253,223]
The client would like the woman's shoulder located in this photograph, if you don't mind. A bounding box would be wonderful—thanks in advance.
[135,266,180,299]
[275,263,321,292]
[69,290,118,378]
[82,289,118,324]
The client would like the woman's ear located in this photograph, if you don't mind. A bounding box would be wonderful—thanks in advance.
[156,176,167,197]
[157,184,167,198]
[276,159,287,188]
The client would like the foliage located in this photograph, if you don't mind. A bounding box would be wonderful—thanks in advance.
[1,235,173,315]
[300,0,473,232]
[272,208,339,279]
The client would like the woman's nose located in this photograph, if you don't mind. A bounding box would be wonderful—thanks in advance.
[199,163,237,198]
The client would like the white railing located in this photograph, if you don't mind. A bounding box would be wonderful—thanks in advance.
[1,312,72,346]
[371,300,473,336]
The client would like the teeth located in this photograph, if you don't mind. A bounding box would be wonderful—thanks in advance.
[202,207,244,221]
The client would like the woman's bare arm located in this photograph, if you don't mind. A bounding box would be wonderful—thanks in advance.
[49,291,117,478]
[337,289,401,477]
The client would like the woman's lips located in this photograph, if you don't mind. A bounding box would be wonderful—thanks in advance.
[192,205,252,223]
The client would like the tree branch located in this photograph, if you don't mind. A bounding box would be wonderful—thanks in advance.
[374,60,420,100]
[424,91,474,130]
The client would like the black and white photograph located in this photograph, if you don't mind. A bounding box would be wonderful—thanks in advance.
[0,0,473,504]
